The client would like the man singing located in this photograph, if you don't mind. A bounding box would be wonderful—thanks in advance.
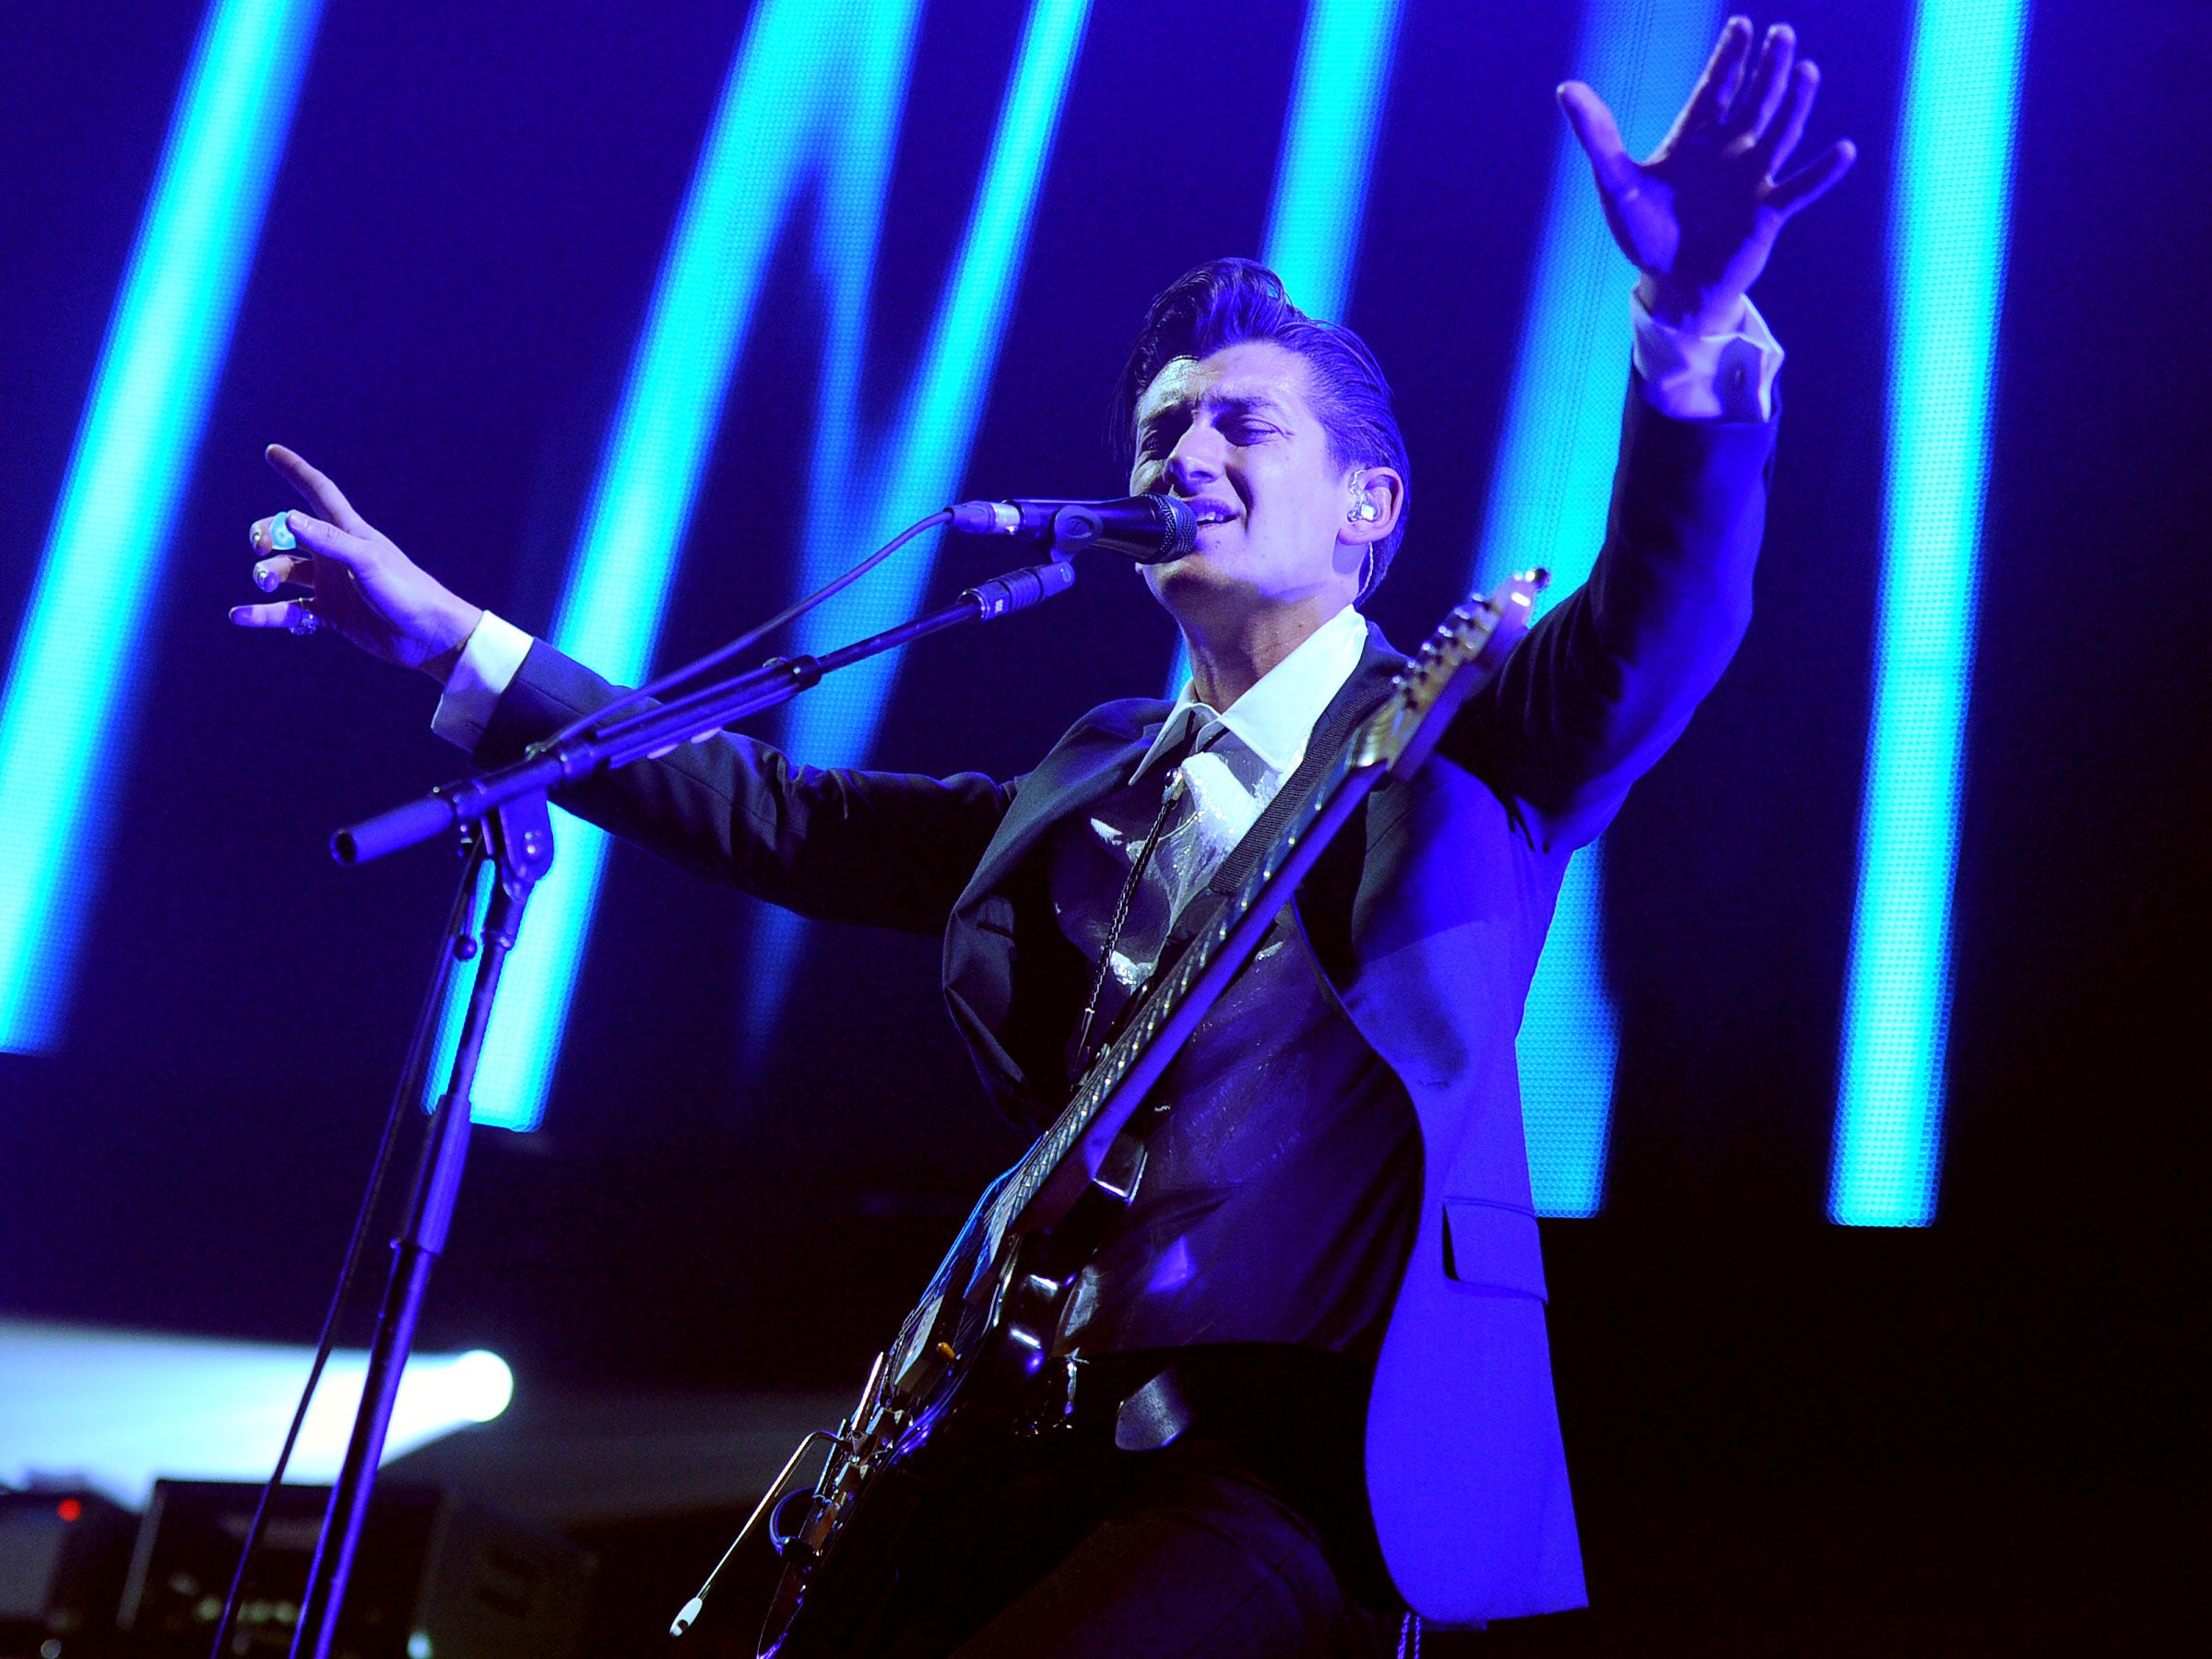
[234,18,1850,1653]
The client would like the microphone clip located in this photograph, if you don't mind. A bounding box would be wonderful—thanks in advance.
[945,495,1198,564]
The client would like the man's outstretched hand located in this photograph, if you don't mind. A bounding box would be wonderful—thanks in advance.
[230,444,483,681]
[1558,16,1855,335]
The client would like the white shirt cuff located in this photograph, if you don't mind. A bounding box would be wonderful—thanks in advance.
[1631,289,1784,421]
[431,610,535,751]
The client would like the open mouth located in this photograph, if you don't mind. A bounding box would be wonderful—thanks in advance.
[1187,500,1239,529]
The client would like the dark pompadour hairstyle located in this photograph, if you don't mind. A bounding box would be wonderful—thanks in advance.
[1110,258,1411,600]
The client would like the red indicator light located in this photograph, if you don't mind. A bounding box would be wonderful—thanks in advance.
[56,1498,83,1522]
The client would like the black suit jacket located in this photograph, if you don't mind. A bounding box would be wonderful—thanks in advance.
[473,385,1779,1621]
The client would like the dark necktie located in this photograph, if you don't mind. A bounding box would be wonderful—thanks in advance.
[1069,723,1202,1072]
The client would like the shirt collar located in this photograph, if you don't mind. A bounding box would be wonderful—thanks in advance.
[1134,604,1369,783]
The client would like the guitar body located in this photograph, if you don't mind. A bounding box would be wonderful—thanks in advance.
[759,1188,1125,1655]
[750,578,1546,1658]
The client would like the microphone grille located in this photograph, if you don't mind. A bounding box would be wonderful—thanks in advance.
[1153,494,1197,561]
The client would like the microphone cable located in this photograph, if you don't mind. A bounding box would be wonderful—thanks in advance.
[207,836,491,1659]
[545,509,953,746]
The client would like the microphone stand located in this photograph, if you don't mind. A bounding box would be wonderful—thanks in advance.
[286,551,1077,1659]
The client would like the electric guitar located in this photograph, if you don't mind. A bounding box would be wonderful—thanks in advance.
[676,572,1546,1655]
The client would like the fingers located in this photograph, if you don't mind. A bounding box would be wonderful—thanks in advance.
[251,502,369,569]
[1683,15,1755,131]
[1557,81,1641,196]
[1767,137,1857,219]
[229,598,317,633]
[1755,59,1821,176]
[249,513,316,596]
[265,444,371,536]
[249,512,299,557]
[1728,22,1797,141]
[245,502,370,609]
[277,508,372,572]
[251,552,313,592]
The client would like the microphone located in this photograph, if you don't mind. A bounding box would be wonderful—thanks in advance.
[947,495,1198,564]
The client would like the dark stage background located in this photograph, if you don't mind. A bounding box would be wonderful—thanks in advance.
[1,0,2204,1648]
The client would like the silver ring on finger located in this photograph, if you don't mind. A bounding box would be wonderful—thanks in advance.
[288,602,320,637]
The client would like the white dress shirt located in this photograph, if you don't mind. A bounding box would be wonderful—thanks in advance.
[1064,602,1371,999]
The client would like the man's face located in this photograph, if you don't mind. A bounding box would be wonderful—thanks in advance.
[1128,339,1366,625]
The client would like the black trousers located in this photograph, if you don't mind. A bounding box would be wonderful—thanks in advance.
[871,1348,1402,1658]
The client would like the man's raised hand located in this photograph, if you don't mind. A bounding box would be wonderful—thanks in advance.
[1557,16,1856,335]
[230,444,484,681]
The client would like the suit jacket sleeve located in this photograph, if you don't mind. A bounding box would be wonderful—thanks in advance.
[470,641,1016,937]
[1445,376,1779,851]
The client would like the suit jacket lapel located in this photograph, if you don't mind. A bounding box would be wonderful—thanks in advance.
[953,695,1168,916]
[939,697,1166,1123]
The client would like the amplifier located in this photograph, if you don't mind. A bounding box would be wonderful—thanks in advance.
[116,1482,592,1659]
[0,1488,138,1659]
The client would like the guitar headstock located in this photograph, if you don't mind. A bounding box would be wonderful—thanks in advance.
[1352,569,1550,776]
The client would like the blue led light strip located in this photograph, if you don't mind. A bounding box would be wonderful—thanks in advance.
[741,0,1094,1047]
[1472,0,1716,1216]
[0,0,324,1052]
[1266,0,1404,326]
[444,0,926,1130]
[1164,0,1403,698]
[781,0,1095,762]
[1831,0,2027,1226]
